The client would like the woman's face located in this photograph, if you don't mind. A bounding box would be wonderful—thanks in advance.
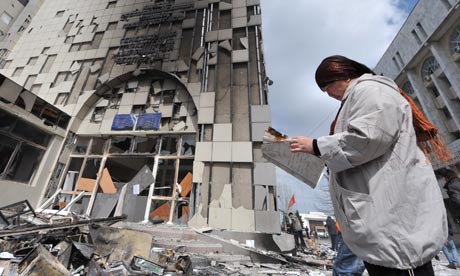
[322,79,350,101]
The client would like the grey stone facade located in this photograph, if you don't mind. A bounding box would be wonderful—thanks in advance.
[374,0,460,170]
[0,0,280,233]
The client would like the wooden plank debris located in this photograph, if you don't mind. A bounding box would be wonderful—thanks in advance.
[75,178,96,191]
[98,168,117,194]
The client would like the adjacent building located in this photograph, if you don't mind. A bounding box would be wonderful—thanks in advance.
[374,0,460,171]
[0,0,280,233]
[0,0,34,67]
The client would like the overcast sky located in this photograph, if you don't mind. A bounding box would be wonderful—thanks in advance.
[260,0,418,213]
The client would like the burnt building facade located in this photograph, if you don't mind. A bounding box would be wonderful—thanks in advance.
[0,0,279,233]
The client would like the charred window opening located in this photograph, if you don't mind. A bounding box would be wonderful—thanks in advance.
[109,136,133,153]
[0,109,51,184]
[57,134,195,224]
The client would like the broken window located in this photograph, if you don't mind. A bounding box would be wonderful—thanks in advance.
[160,136,178,156]
[62,158,84,191]
[90,138,106,155]
[180,135,196,156]
[154,159,176,196]
[105,157,154,183]
[57,132,195,224]
[161,90,175,104]
[149,199,170,222]
[108,94,121,108]
[126,81,138,92]
[133,137,159,154]
[80,158,102,180]
[0,110,16,131]
[0,109,52,184]
[5,144,44,183]
[132,105,145,115]
[91,107,106,123]
[12,120,51,147]
[0,134,17,177]
[109,136,132,154]
[72,137,90,154]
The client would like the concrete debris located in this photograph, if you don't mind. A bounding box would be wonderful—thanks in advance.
[0,198,451,276]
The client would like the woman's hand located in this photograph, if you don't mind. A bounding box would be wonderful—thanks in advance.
[290,136,314,154]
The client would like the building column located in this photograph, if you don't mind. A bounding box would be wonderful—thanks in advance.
[430,42,460,131]
[430,42,460,97]
[406,69,454,141]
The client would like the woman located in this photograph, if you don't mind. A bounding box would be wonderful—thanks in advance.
[290,55,447,276]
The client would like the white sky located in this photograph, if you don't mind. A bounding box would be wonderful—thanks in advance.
[260,0,417,213]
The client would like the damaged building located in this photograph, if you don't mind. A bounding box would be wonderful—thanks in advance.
[0,0,280,233]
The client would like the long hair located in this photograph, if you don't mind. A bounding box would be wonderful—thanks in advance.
[318,55,453,163]
[315,55,375,89]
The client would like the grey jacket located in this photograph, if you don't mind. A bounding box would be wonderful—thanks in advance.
[317,74,447,269]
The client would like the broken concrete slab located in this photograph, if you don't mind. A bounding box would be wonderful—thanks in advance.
[272,232,296,252]
[89,225,152,264]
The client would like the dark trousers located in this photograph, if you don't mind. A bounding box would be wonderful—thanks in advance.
[364,261,434,276]
[293,230,306,249]
[330,234,339,251]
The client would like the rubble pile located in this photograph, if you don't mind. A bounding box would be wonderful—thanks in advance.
[0,199,337,275]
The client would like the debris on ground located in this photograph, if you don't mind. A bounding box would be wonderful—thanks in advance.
[0,199,451,275]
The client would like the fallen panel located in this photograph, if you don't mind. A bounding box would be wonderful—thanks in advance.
[262,142,324,188]
[91,193,118,218]
[122,195,148,222]
[126,165,154,195]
